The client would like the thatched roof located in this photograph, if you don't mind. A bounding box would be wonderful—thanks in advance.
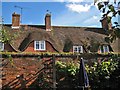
[3,24,109,52]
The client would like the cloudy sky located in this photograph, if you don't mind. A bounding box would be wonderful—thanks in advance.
[2,0,119,27]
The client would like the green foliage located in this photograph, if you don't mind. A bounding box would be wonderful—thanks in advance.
[56,61,79,76]
[0,29,10,43]
[0,28,19,43]
[108,4,115,13]
[97,2,104,10]
[55,56,120,89]
[85,58,119,88]
[8,54,14,67]
[95,0,120,42]
[56,61,79,88]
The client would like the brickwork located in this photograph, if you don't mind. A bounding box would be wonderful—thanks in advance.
[45,13,51,31]
[24,41,57,52]
[4,43,16,52]
[12,12,20,27]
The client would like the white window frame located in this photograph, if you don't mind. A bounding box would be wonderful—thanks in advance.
[34,41,46,50]
[0,42,4,51]
[100,45,109,53]
[103,45,109,53]
[73,46,83,53]
[11,26,20,29]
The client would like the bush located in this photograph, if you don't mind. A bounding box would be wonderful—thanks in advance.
[55,56,120,89]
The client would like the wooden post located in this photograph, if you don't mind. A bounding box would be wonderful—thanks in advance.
[19,74,26,89]
[52,55,56,90]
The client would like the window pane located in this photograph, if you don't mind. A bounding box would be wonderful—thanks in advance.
[35,41,46,50]
[36,41,40,50]
[73,46,83,53]
[78,47,81,53]
[78,46,83,53]
[40,41,45,50]
[100,46,104,53]
[74,47,78,52]
[36,44,39,49]
[104,45,109,53]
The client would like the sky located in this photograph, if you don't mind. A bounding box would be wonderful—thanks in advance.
[1,0,119,27]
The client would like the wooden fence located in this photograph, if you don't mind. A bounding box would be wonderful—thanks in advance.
[1,53,113,89]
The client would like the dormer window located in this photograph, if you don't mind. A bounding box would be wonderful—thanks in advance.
[11,26,20,29]
[0,42,4,51]
[100,45,109,53]
[73,46,83,53]
[34,41,46,50]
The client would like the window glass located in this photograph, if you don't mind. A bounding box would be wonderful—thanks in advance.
[100,46,104,53]
[104,45,109,53]
[40,41,45,50]
[34,41,46,50]
[36,41,39,50]
[100,45,109,53]
[74,47,77,52]
[73,46,83,53]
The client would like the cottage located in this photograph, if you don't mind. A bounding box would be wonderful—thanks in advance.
[1,12,119,53]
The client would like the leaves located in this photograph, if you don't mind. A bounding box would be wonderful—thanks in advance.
[113,11,117,17]
[108,4,115,12]
[97,2,104,10]
[56,61,79,76]
[103,8,106,13]
[86,58,119,88]
[0,28,20,44]
[106,10,111,15]
[0,29,11,43]
[114,22,118,24]
[107,16,112,23]
[95,1,120,42]
[56,56,120,88]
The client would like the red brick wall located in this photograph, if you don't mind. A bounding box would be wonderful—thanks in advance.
[101,17,108,30]
[24,41,57,52]
[45,14,51,31]
[12,13,20,27]
[24,41,34,52]
[4,43,16,52]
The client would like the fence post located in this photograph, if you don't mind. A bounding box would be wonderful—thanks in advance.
[19,74,26,89]
[52,54,56,90]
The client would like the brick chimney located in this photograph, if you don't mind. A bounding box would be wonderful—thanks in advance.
[12,12,20,29]
[45,13,51,31]
[100,16,112,30]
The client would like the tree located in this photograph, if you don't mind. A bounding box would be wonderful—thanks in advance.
[94,0,120,43]
[0,28,13,43]
[0,17,19,44]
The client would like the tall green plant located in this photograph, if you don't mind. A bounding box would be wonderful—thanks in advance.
[55,57,120,89]
[56,61,79,88]
[86,58,119,88]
